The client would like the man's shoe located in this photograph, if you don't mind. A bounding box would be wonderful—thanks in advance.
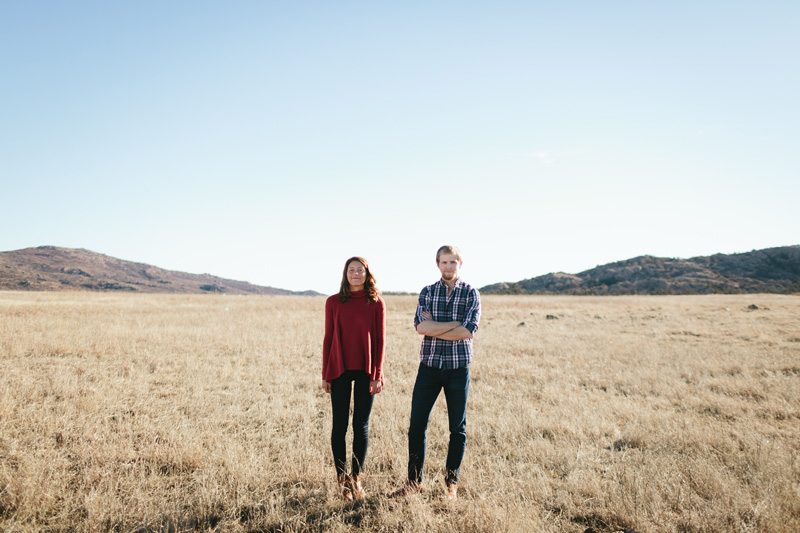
[389,479,423,498]
[337,475,353,501]
[446,482,457,501]
[351,474,366,499]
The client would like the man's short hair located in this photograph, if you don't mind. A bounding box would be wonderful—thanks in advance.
[436,245,463,264]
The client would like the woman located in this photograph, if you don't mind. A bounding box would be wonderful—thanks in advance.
[322,256,385,500]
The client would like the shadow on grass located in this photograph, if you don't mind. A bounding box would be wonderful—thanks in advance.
[132,481,380,533]
[254,497,380,533]
[548,507,640,533]
[132,512,221,533]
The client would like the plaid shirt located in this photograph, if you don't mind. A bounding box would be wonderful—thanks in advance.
[414,278,481,369]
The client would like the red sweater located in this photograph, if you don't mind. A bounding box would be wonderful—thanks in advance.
[322,290,386,384]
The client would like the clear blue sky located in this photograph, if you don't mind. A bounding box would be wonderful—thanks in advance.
[2,1,798,294]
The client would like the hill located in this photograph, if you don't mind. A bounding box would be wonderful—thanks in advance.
[0,246,318,295]
[481,245,800,295]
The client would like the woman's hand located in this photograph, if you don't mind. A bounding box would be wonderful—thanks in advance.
[370,380,383,395]
[322,380,331,393]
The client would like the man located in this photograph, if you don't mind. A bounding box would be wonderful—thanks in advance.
[392,245,481,501]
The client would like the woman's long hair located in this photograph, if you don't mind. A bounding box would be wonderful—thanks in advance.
[338,256,379,303]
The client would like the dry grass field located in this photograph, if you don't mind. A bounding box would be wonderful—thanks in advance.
[1,291,798,532]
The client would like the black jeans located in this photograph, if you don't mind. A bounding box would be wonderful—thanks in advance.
[408,363,470,485]
[330,370,374,477]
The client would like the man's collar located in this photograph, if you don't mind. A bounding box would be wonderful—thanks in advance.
[438,277,462,289]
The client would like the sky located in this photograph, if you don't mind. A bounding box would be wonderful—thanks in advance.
[2,1,798,294]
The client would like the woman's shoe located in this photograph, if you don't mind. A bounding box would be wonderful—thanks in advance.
[351,474,366,498]
[337,475,353,501]
[446,482,457,501]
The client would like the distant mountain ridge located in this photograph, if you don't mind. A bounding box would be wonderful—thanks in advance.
[480,246,800,295]
[0,246,319,295]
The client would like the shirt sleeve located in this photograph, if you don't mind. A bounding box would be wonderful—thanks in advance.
[413,287,428,328]
[461,288,481,334]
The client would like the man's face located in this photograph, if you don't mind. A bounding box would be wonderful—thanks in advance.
[437,253,461,282]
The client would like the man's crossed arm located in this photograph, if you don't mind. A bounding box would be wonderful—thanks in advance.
[416,311,473,341]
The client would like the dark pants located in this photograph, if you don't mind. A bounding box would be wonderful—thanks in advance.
[408,363,470,485]
[330,370,374,477]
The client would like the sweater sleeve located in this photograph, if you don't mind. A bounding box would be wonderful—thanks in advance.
[370,297,386,384]
[322,297,335,380]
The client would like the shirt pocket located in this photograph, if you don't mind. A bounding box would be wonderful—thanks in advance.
[449,296,466,322]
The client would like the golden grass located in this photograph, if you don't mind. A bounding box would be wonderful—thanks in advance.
[1,292,798,532]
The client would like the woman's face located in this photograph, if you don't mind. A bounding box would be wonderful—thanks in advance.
[346,261,367,291]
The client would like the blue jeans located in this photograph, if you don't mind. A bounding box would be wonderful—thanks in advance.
[408,363,470,485]
[330,370,374,477]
